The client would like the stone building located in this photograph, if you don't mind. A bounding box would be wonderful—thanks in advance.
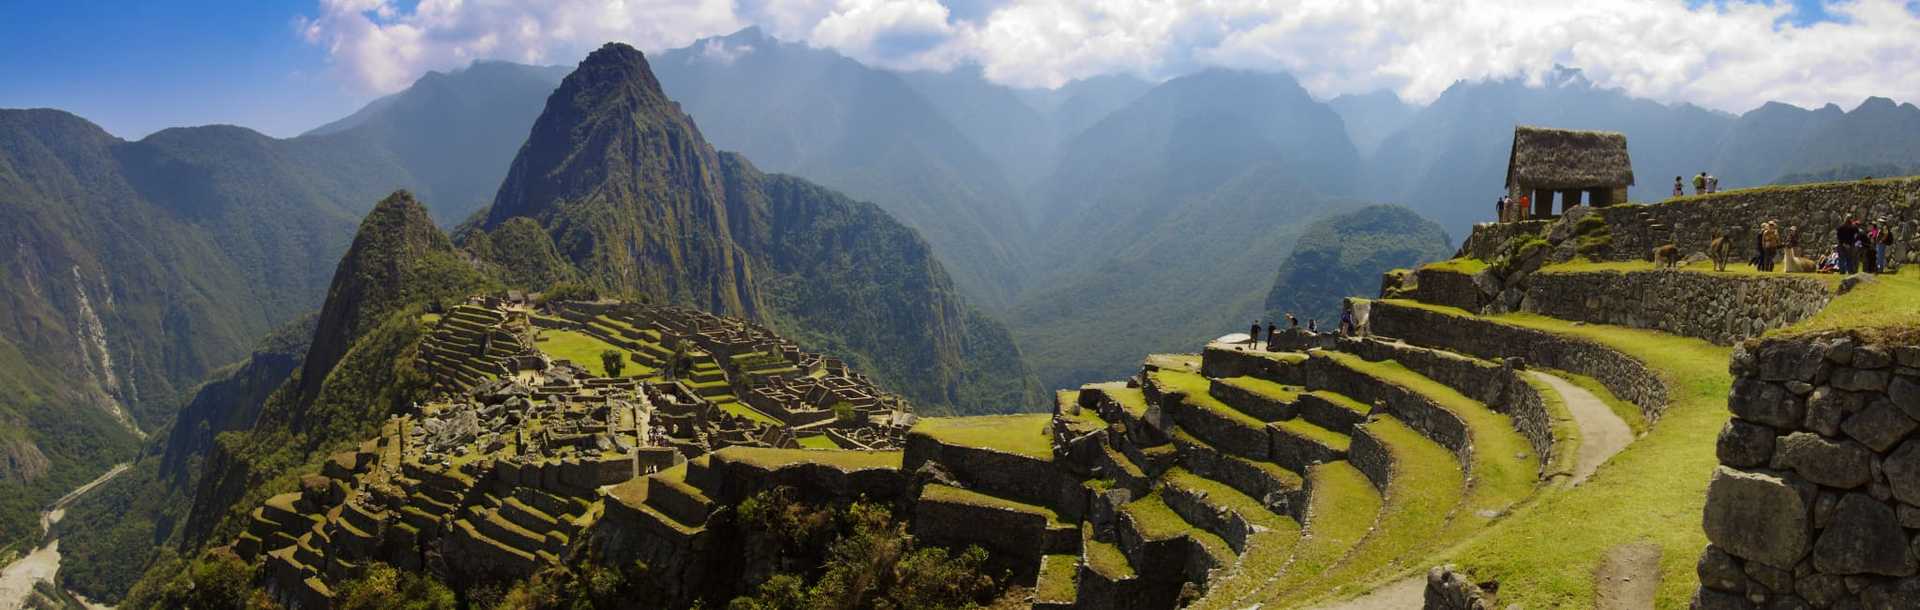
[1506,125,1634,218]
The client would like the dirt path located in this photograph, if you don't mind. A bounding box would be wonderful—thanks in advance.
[0,462,130,610]
[1594,542,1662,610]
[1527,371,1633,487]
[1304,372,1639,609]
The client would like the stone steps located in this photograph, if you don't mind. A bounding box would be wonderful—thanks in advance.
[1116,491,1235,591]
[1161,467,1297,554]
[1168,428,1306,521]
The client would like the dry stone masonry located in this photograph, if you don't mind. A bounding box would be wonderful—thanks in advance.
[1696,331,1920,609]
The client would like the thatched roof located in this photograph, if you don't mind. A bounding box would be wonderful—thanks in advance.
[1506,126,1634,190]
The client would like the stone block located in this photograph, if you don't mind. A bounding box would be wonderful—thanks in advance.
[1842,400,1918,452]
[1773,432,1873,489]
[1891,377,1920,421]
[1795,573,1848,607]
[1757,340,1830,383]
[1720,420,1778,469]
[1812,494,1917,576]
[1705,466,1813,569]
[1833,368,1892,393]
[1805,387,1846,438]
[1882,440,1920,506]
[1700,545,1750,593]
[1734,379,1805,429]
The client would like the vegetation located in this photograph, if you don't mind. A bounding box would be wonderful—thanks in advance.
[722,487,1007,610]
[1265,204,1455,324]
[1775,265,1920,340]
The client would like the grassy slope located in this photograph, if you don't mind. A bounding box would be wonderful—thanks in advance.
[1381,300,1729,608]
[911,415,1054,461]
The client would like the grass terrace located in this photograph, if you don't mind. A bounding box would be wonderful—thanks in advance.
[911,415,1055,461]
[1296,417,1465,604]
[1037,554,1079,603]
[716,401,781,426]
[922,484,1061,523]
[1319,352,1538,519]
[1774,265,1920,339]
[1235,462,1380,604]
[1421,258,1491,275]
[1082,526,1135,580]
[535,329,655,377]
[714,447,904,472]
[1380,298,1730,608]
[796,435,838,450]
[1083,382,1148,420]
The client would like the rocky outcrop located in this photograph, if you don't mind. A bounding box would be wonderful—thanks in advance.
[1695,331,1920,608]
[0,437,50,483]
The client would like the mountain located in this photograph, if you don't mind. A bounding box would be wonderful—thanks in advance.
[181,190,493,553]
[1007,69,1364,389]
[1329,90,1419,158]
[1013,74,1155,147]
[302,61,571,225]
[648,28,1034,308]
[0,108,430,552]
[1715,97,1920,185]
[473,42,1041,415]
[1263,205,1453,323]
[898,64,1057,192]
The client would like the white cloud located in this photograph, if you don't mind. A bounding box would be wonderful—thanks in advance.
[298,0,1920,113]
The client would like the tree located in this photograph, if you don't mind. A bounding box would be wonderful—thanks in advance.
[600,350,626,378]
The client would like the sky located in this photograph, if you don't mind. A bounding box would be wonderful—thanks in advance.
[4,0,1919,140]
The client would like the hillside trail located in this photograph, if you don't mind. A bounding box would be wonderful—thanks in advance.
[1299,371,1636,610]
[0,462,130,610]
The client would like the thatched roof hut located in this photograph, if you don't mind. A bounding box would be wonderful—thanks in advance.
[1506,126,1634,190]
[1506,126,1633,214]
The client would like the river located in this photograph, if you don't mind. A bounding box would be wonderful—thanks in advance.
[0,463,129,610]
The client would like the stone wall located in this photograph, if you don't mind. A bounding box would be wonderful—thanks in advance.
[903,433,1072,511]
[1458,219,1552,261]
[1337,337,1558,476]
[1696,330,1920,608]
[1404,268,1491,313]
[1524,270,1832,346]
[1369,300,1669,423]
[1347,425,1394,491]
[1595,178,1920,267]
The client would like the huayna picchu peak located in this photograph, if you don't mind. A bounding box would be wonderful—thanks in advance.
[16,11,1920,610]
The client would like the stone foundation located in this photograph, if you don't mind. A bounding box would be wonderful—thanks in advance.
[1695,330,1920,608]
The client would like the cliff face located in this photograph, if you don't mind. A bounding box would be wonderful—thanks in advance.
[475,43,1040,413]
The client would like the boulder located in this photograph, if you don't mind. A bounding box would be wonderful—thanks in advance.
[1842,400,1917,452]
[1755,340,1830,383]
[1812,493,1916,576]
[1891,377,1920,421]
[1771,432,1872,489]
[1699,545,1749,593]
[1718,420,1777,469]
[1731,379,1804,429]
[1704,466,1813,569]
[1882,440,1920,506]
[1832,368,1891,393]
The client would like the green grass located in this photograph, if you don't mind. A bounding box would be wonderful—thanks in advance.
[921,484,1059,521]
[1123,492,1235,565]
[1083,382,1148,420]
[1082,526,1136,579]
[1776,265,1920,340]
[714,447,904,471]
[1319,352,1538,518]
[1270,417,1352,452]
[1037,554,1079,602]
[716,401,781,426]
[1152,370,1268,429]
[1218,376,1306,404]
[1236,462,1380,604]
[1381,299,1730,608]
[796,435,839,449]
[911,414,1054,461]
[1422,258,1490,274]
[535,329,654,377]
[1164,468,1293,530]
[1286,417,1465,605]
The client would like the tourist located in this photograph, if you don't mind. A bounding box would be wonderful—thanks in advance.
[1496,195,1508,222]
[1249,320,1262,350]
[1694,172,1707,195]
[1518,193,1531,220]
[1865,223,1882,274]
[1836,219,1859,274]
[1267,321,1278,348]
[1308,319,1317,333]
[1340,308,1355,336]
[1673,176,1684,198]
[1707,174,1720,194]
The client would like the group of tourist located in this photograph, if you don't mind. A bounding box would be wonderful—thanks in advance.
[1495,193,1532,223]
[1831,217,1896,274]
[1242,309,1358,350]
[1750,217,1898,274]
[1677,172,1720,197]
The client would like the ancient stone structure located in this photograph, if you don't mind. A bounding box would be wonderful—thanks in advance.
[1506,126,1634,217]
[1522,270,1830,345]
[1695,331,1920,608]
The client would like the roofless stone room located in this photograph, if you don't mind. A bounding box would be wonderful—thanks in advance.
[6,2,1920,609]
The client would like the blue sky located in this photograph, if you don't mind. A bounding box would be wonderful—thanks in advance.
[1,1,1912,140]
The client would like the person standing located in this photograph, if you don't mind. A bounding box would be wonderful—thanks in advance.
[1879,221,1896,273]
[1518,193,1531,220]
[1673,176,1684,198]
[1694,172,1708,195]
[1708,174,1720,194]
[1286,313,1298,329]
[1267,321,1278,349]
[1340,308,1355,336]
[1249,320,1263,350]
[1837,219,1859,274]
